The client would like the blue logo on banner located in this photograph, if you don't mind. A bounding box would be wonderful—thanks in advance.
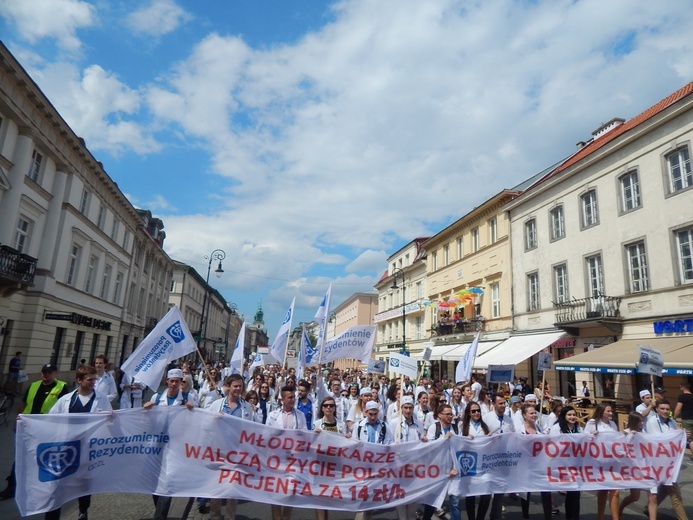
[639,353,649,364]
[167,321,185,343]
[37,441,81,481]
[305,342,318,364]
[390,358,400,367]
[456,450,477,477]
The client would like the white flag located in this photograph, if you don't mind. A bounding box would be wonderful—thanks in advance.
[120,306,197,391]
[388,352,418,380]
[297,324,310,381]
[319,325,376,365]
[269,298,295,363]
[455,332,481,384]
[229,322,246,375]
[313,285,332,363]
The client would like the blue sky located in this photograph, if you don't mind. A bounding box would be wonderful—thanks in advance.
[1,0,692,340]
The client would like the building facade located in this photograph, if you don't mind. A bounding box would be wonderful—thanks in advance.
[506,82,693,400]
[0,42,173,381]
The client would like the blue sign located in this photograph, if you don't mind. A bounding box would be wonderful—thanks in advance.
[37,441,81,481]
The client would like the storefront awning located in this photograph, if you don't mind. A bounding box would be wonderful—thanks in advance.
[411,343,460,361]
[554,337,693,375]
[439,340,504,362]
[473,331,566,369]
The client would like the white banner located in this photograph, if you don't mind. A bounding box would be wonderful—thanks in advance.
[367,359,386,375]
[229,322,246,375]
[318,325,376,365]
[15,410,685,517]
[270,298,295,363]
[313,284,332,363]
[16,407,448,516]
[120,306,197,391]
[389,353,417,380]
[455,332,480,383]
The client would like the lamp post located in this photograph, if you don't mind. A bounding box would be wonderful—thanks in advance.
[390,268,407,355]
[199,249,225,358]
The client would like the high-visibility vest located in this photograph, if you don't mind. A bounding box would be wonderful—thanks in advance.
[23,379,67,414]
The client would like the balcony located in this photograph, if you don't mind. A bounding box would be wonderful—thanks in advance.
[0,245,37,296]
[554,294,623,334]
[430,317,486,338]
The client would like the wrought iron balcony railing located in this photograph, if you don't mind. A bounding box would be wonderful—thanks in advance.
[0,245,37,285]
[554,294,622,323]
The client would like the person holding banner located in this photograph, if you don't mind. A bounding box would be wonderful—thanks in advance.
[346,387,377,437]
[267,385,308,520]
[46,365,112,520]
[550,406,583,520]
[206,373,260,520]
[461,402,491,520]
[484,394,515,520]
[583,404,620,520]
[517,403,553,520]
[618,412,657,520]
[354,401,392,520]
[390,395,425,520]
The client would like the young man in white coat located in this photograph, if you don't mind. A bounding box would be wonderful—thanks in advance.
[266,385,308,520]
[46,365,112,520]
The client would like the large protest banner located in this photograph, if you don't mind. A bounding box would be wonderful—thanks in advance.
[15,408,686,516]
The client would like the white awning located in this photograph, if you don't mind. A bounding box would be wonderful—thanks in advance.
[411,343,461,361]
[440,340,505,361]
[473,331,566,369]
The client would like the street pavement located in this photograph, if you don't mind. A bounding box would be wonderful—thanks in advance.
[1,404,691,520]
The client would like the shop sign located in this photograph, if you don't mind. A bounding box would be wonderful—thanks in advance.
[45,312,112,331]
[653,318,693,335]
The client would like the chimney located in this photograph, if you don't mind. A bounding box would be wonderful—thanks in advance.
[591,118,625,140]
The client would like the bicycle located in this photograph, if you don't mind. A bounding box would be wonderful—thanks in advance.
[0,388,16,426]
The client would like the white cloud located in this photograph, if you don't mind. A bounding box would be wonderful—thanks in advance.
[0,0,96,51]
[146,195,177,212]
[345,250,388,275]
[28,62,160,155]
[126,0,191,37]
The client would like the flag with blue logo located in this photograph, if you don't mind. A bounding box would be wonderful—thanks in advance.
[229,322,246,375]
[269,297,295,363]
[297,324,311,380]
[313,284,332,363]
[455,332,481,384]
[120,305,197,391]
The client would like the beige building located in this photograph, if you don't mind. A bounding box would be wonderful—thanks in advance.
[0,42,173,381]
[421,190,519,380]
[373,238,429,372]
[506,82,693,401]
[329,292,378,370]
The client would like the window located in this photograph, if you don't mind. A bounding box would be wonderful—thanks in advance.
[488,218,498,243]
[113,271,124,304]
[416,281,423,299]
[620,170,641,212]
[27,149,42,182]
[524,219,537,250]
[586,254,604,297]
[431,251,437,270]
[472,228,479,252]
[443,244,450,266]
[553,264,569,303]
[415,317,423,340]
[122,230,130,250]
[79,188,90,215]
[111,219,119,241]
[97,205,106,229]
[100,264,112,299]
[84,254,99,293]
[13,216,32,253]
[527,273,540,311]
[675,227,693,283]
[666,146,692,193]
[66,244,82,286]
[581,190,599,227]
[626,241,649,292]
[550,206,565,240]
[491,283,500,318]
[457,237,463,259]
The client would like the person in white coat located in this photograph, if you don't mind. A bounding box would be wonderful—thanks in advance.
[47,366,112,520]
[93,355,118,403]
[119,375,146,409]
[266,386,308,520]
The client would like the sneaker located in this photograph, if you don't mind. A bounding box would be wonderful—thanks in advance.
[552,507,560,515]
[77,513,88,520]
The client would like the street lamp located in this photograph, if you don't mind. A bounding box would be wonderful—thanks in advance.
[200,249,226,357]
[390,268,407,355]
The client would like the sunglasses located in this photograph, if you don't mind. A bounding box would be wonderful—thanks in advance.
[470,409,481,413]
[322,404,335,408]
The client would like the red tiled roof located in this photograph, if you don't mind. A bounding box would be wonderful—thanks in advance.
[539,81,693,184]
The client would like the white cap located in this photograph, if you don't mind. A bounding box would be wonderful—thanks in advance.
[401,396,414,406]
[524,394,537,402]
[360,387,373,396]
[365,401,380,411]
[639,389,651,399]
[167,369,183,380]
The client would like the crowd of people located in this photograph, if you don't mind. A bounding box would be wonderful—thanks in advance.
[2,355,692,520]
